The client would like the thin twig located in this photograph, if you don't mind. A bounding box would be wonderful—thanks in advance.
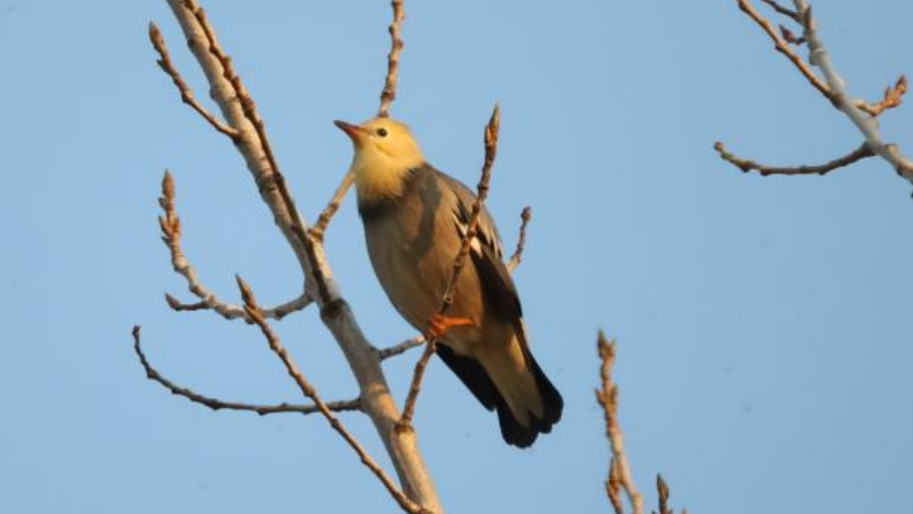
[596,331,645,514]
[310,172,355,242]
[737,0,832,100]
[131,326,360,415]
[378,0,406,118]
[378,335,426,361]
[858,75,908,117]
[159,171,312,322]
[236,278,431,514]
[715,141,874,176]
[505,206,532,273]
[148,23,240,138]
[398,105,501,431]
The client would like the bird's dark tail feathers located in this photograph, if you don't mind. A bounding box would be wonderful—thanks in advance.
[437,343,563,448]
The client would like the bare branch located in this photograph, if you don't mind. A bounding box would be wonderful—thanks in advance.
[378,335,426,361]
[310,171,355,242]
[790,0,913,185]
[131,326,360,416]
[148,23,240,138]
[158,171,312,322]
[378,0,406,118]
[157,1,442,508]
[505,206,532,273]
[236,278,432,514]
[715,141,874,176]
[737,0,832,100]
[398,104,501,431]
[596,331,645,514]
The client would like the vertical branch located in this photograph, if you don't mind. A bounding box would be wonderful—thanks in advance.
[398,104,501,429]
[156,2,442,510]
[378,0,406,118]
[596,331,645,514]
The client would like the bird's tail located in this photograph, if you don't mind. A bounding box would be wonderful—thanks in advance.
[485,338,563,447]
[437,334,562,448]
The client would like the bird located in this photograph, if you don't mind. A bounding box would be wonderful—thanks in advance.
[335,116,563,447]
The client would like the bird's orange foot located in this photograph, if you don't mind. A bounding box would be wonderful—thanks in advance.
[426,313,476,339]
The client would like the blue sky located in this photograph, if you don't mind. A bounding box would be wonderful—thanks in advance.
[2,1,912,513]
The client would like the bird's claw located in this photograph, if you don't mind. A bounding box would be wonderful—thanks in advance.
[426,313,476,339]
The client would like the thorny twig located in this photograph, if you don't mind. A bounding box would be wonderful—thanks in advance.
[397,104,501,431]
[596,331,645,514]
[132,326,360,416]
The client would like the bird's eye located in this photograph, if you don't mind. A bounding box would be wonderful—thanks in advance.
[376,128,388,137]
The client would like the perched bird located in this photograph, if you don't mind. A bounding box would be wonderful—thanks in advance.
[335,117,563,447]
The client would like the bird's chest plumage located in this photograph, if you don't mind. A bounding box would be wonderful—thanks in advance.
[359,169,464,330]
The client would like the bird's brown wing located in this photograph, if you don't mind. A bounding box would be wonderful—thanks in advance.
[433,169,524,328]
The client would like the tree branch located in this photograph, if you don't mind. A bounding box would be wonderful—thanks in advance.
[791,0,913,184]
[158,170,312,322]
[398,104,501,431]
[310,171,355,242]
[378,335,426,361]
[505,206,532,273]
[596,331,645,514]
[235,278,432,514]
[131,326,360,416]
[148,23,240,138]
[726,0,913,193]
[155,1,442,508]
[378,0,405,118]
[715,141,874,176]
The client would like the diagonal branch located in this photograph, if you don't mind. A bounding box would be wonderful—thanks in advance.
[235,278,432,514]
[148,23,240,138]
[724,0,913,193]
[596,331,644,514]
[158,170,312,322]
[156,1,442,508]
[131,326,360,416]
[398,104,501,431]
[715,141,874,176]
[737,0,831,100]
[310,171,355,242]
[791,0,913,185]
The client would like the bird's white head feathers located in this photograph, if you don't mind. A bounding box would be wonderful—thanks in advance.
[335,117,426,202]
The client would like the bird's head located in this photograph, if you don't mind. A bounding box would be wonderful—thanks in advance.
[335,117,426,201]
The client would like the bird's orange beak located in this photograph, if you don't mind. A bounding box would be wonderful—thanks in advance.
[334,120,365,142]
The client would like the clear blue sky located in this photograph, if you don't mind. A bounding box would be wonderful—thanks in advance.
[2,1,912,513]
